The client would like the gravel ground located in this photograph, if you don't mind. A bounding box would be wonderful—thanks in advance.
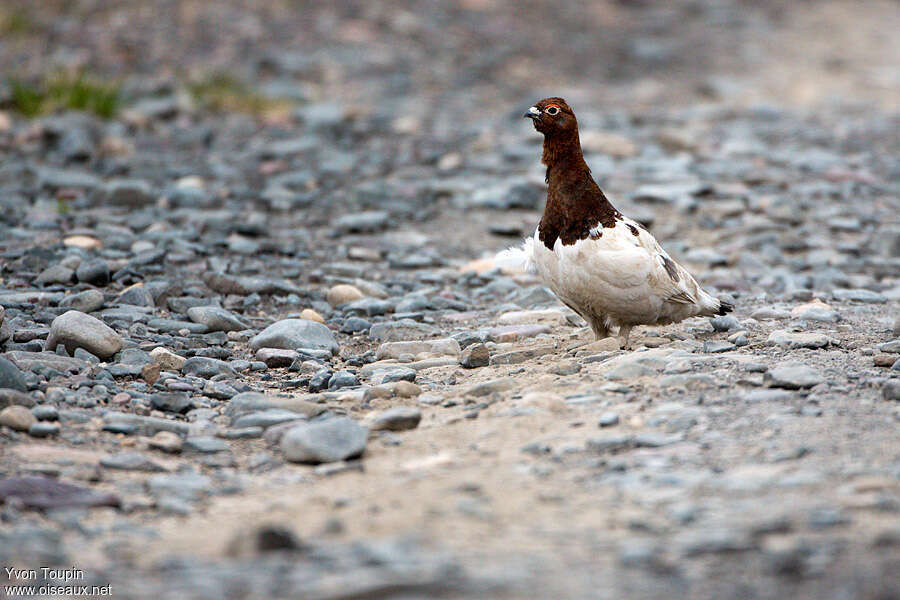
[0,1,898,599]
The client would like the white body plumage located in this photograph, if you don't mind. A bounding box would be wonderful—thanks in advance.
[504,217,728,342]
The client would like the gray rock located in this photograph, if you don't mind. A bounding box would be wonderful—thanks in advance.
[35,264,75,286]
[45,311,123,360]
[183,437,229,454]
[148,318,209,334]
[333,211,389,234]
[28,422,60,437]
[116,284,155,307]
[371,407,422,431]
[224,391,325,419]
[181,357,237,379]
[75,260,110,286]
[2,351,87,373]
[151,392,194,414]
[703,340,736,353]
[281,417,368,464]
[0,356,27,392]
[100,452,166,472]
[710,315,741,331]
[328,370,359,390]
[59,289,105,312]
[598,412,620,427]
[880,340,900,354]
[250,319,338,355]
[765,364,823,389]
[146,473,211,502]
[202,273,302,296]
[832,289,886,303]
[187,306,248,332]
[586,433,633,453]
[92,178,155,207]
[102,412,190,436]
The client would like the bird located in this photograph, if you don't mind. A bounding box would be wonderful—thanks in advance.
[496,97,733,349]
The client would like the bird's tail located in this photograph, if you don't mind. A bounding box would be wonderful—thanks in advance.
[494,237,537,275]
[716,299,734,315]
[698,288,734,316]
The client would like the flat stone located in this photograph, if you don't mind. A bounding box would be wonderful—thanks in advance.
[371,407,422,431]
[466,378,515,397]
[281,417,368,464]
[249,319,339,355]
[28,422,60,437]
[0,392,36,410]
[376,338,461,360]
[832,289,886,303]
[187,306,248,332]
[0,476,119,510]
[202,272,302,296]
[586,433,634,453]
[181,357,237,379]
[703,340,736,353]
[148,318,209,334]
[0,356,27,391]
[0,405,37,431]
[598,412,620,427]
[791,300,840,322]
[232,409,306,429]
[368,319,439,342]
[46,311,123,360]
[92,178,155,206]
[765,364,823,389]
[491,344,556,365]
[2,351,87,373]
[146,473,211,502]
[767,330,831,349]
[102,412,190,436]
[100,451,167,472]
[35,264,74,285]
[183,436,229,454]
[224,391,326,419]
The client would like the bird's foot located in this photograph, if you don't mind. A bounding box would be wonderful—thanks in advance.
[617,326,633,351]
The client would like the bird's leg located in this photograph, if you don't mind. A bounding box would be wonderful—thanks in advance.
[618,325,633,350]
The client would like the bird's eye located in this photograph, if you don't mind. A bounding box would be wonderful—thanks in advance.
[545,106,560,115]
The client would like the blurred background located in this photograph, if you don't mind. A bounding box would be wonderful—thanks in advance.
[0,2,898,599]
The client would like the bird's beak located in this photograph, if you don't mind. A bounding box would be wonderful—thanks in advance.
[523,106,540,119]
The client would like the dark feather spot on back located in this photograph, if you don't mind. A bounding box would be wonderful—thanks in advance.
[662,256,680,282]
[627,224,639,236]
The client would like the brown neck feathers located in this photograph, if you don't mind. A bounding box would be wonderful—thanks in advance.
[538,130,620,250]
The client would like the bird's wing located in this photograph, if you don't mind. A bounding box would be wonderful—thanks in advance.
[606,219,708,307]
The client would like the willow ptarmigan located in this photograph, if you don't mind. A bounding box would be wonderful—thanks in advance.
[497,97,733,348]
